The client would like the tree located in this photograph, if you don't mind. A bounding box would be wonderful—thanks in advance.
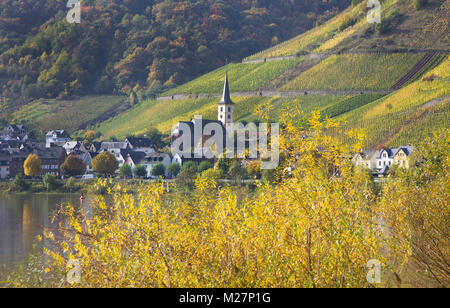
[119,164,132,178]
[84,130,96,142]
[60,155,86,177]
[167,163,181,178]
[198,161,213,173]
[134,164,147,178]
[84,130,96,145]
[24,154,42,177]
[151,163,166,178]
[145,126,165,149]
[92,151,119,177]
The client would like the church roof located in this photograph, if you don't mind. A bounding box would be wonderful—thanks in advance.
[219,73,234,105]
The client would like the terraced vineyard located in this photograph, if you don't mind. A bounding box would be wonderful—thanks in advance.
[336,56,450,147]
[12,96,127,134]
[164,58,302,95]
[282,53,424,91]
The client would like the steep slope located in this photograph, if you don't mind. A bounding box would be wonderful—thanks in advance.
[245,0,449,60]
[0,0,350,104]
[10,0,449,148]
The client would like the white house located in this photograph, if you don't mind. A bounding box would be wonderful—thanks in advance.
[63,141,87,155]
[141,153,172,177]
[376,149,395,170]
[46,130,71,148]
[352,150,377,170]
[125,151,171,177]
[99,142,130,166]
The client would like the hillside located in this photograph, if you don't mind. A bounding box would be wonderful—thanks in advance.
[0,0,350,106]
[245,0,450,60]
[8,0,450,148]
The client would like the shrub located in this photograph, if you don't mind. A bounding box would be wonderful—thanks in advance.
[198,161,213,173]
[119,164,133,178]
[167,163,181,178]
[43,174,61,191]
[151,163,166,178]
[134,164,147,178]
[10,173,30,192]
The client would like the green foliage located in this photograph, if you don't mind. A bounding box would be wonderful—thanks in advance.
[261,169,275,184]
[216,157,232,176]
[119,164,133,178]
[43,174,61,191]
[375,10,400,34]
[182,161,198,173]
[129,91,138,106]
[64,177,79,193]
[198,161,213,173]
[151,163,166,178]
[134,164,147,178]
[176,162,198,190]
[168,163,181,178]
[144,127,166,149]
[9,173,30,192]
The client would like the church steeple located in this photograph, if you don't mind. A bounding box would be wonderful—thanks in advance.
[218,73,234,130]
[220,73,234,105]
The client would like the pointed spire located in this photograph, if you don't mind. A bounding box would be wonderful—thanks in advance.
[220,73,234,105]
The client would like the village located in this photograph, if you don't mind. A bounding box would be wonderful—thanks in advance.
[0,76,414,182]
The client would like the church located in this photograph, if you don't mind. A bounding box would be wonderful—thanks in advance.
[171,73,235,164]
[170,74,279,169]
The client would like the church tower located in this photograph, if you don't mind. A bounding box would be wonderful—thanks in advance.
[218,73,234,130]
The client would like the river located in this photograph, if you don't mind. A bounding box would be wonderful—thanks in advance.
[0,193,87,270]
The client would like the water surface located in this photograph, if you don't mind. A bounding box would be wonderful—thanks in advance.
[0,193,85,269]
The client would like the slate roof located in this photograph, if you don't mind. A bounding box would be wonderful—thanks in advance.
[126,137,155,149]
[218,73,234,105]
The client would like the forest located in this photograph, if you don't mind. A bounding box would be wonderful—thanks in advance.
[0,0,351,104]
